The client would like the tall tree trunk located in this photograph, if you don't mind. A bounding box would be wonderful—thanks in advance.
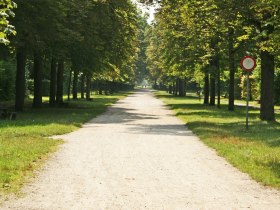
[72,69,78,100]
[33,52,43,108]
[259,13,275,121]
[209,73,216,106]
[172,81,175,95]
[49,57,57,106]
[56,59,64,104]
[67,69,72,101]
[203,70,209,105]
[178,78,186,97]
[260,51,275,121]
[228,27,235,111]
[81,73,85,99]
[98,81,103,95]
[216,56,221,109]
[175,78,179,96]
[86,74,91,100]
[15,48,27,112]
[168,85,172,94]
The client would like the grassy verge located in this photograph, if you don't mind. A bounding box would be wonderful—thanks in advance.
[155,91,280,190]
[0,92,129,194]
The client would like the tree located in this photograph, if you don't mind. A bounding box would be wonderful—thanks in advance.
[239,0,279,121]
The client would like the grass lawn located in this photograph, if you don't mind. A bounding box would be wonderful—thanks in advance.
[155,91,280,190]
[0,92,129,194]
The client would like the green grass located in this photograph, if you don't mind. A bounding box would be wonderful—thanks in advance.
[155,91,280,189]
[0,92,129,194]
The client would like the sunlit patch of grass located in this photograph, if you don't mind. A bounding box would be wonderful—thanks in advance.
[0,92,129,194]
[156,91,280,189]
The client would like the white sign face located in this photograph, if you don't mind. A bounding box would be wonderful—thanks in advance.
[242,57,255,70]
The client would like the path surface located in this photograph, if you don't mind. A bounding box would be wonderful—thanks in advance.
[2,90,280,210]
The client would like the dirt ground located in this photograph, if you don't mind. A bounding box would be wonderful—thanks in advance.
[1,90,280,210]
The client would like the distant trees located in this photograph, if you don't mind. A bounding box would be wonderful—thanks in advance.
[0,0,141,111]
[145,0,280,121]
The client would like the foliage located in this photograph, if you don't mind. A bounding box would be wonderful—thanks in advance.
[240,75,260,100]
[0,0,16,45]
[135,15,149,85]
[145,0,280,120]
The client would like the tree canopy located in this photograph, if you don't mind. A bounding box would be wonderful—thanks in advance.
[145,0,280,121]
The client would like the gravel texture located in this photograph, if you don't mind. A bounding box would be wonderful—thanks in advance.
[1,90,280,210]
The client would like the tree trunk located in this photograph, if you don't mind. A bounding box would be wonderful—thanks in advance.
[209,74,216,106]
[228,27,235,111]
[260,51,275,121]
[49,57,57,106]
[81,73,85,99]
[175,78,179,96]
[32,52,43,108]
[259,13,275,121]
[216,57,221,109]
[72,69,78,100]
[178,78,186,97]
[56,59,64,104]
[168,85,172,94]
[86,74,91,100]
[98,81,103,95]
[203,70,209,105]
[67,69,72,101]
[15,48,27,112]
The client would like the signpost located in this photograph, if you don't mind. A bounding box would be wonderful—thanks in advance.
[240,56,256,130]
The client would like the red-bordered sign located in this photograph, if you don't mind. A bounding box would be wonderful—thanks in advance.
[240,56,256,72]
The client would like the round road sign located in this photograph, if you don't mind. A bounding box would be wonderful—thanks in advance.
[240,56,256,72]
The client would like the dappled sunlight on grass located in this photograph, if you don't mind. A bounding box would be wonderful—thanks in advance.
[0,92,129,193]
[155,91,280,189]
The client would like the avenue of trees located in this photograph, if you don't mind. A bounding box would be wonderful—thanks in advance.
[144,0,280,121]
[1,0,280,122]
[0,0,143,111]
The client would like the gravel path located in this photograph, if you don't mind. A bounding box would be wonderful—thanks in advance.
[1,90,280,210]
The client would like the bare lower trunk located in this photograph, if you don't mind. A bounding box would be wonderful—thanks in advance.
[72,69,78,100]
[49,57,57,106]
[56,59,64,104]
[260,50,275,121]
[217,57,220,109]
[67,69,72,101]
[209,74,215,106]
[81,74,85,99]
[33,52,43,108]
[86,74,91,100]
[178,79,186,97]
[203,70,209,105]
[15,48,27,112]
[228,27,235,111]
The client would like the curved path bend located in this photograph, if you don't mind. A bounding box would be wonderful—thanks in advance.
[2,90,280,210]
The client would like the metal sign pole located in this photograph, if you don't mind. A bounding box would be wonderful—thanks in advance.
[240,55,256,130]
[246,72,249,130]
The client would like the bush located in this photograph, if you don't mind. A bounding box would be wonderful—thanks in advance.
[240,75,260,101]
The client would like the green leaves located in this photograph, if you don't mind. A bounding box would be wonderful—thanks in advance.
[0,0,16,45]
